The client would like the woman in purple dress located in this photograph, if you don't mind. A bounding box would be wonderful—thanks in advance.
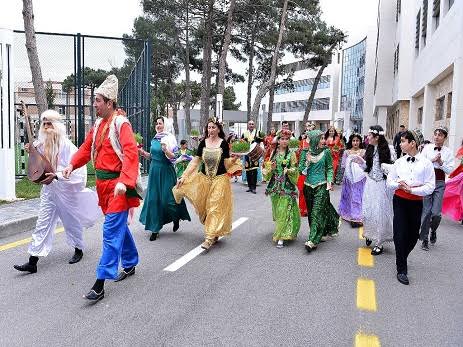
[338,134,366,227]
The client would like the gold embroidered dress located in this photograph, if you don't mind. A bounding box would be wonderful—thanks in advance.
[172,139,241,240]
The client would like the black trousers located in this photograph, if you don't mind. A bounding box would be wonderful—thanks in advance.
[393,195,423,275]
[247,169,257,190]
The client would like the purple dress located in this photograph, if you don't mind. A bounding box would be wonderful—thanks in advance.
[338,149,366,223]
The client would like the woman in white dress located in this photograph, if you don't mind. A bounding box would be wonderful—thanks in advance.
[362,125,395,255]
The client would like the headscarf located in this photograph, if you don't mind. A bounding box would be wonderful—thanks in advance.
[307,130,324,156]
[410,128,424,147]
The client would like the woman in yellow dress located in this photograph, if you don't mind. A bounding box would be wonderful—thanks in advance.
[173,118,241,250]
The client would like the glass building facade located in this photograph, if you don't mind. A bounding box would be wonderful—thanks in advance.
[273,97,330,113]
[275,76,331,95]
[340,38,366,132]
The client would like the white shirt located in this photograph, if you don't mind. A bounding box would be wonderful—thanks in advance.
[387,153,436,197]
[421,143,455,175]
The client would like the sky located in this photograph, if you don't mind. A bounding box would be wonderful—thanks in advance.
[1,0,378,110]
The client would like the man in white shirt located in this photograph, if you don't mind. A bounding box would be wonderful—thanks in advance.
[419,126,454,250]
[387,129,435,285]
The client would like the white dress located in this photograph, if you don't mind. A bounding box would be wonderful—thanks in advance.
[362,147,394,246]
[28,139,101,257]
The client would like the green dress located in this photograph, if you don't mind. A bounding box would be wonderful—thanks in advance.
[299,146,340,244]
[175,148,194,178]
[139,138,191,234]
[264,151,301,241]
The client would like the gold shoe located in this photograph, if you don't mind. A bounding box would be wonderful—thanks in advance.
[201,238,215,250]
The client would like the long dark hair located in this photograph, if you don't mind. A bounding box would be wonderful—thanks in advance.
[346,134,364,150]
[270,136,290,163]
[204,119,226,139]
[365,125,392,173]
[325,126,338,140]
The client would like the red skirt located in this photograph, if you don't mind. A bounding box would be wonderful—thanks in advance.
[297,174,307,217]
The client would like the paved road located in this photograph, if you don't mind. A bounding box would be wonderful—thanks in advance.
[0,183,462,346]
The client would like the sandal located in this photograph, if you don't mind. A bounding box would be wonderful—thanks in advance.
[365,238,372,246]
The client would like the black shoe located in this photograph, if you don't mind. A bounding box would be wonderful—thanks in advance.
[365,238,372,246]
[251,190,257,194]
[83,289,104,301]
[246,189,252,192]
[13,263,37,274]
[150,233,158,241]
[421,240,429,251]
[371,246,383,256]
[114,267,135,282]
[173,220,179,232]
[69,250,83,264]
[430,231,437,244]
[397,273,409,285]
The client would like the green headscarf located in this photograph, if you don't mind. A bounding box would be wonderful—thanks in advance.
[307,130,324,156]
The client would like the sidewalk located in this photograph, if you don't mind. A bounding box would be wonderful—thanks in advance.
[0,176,149,239]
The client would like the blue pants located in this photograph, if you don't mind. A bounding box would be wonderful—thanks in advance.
[96,211,139,280]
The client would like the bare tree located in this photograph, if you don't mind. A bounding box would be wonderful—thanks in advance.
[216,0,236,115]
[22,0,47,115]
[250,0,288,124]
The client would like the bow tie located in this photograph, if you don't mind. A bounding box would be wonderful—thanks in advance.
[434,147,441,151]
[407,156,416,163]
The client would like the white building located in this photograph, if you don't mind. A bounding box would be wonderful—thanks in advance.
[370,0,463,151]
[261,56,341,135]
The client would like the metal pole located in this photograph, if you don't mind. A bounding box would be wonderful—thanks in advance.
[76,33,84,146]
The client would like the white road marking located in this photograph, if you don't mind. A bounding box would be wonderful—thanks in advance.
[163,217,249,272]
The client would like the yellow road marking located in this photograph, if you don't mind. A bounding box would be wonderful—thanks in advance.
[0,227,64,252]
[358,226,364,240]
[355,333,381,347]
[358,247,374,267]
[356,278,377,312]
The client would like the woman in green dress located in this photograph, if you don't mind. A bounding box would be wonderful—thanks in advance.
[139,117,191,241]
[263,129,301,248]
[175,140,194,178]
[299,130,340,252]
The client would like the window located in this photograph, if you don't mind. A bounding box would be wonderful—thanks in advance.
[422,0,428,47]
[273,97,331,113]
[396,0,401,21]
[433,0,440,29]
[393,45,400,75]
[418,107,423,124]
[447,92,452,118]
[435,96,445,120]
[415,10,421,50]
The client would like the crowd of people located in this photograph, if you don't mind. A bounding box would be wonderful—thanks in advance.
[12,74,463,302]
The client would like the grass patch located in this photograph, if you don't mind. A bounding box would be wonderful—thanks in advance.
[2,163,97,203]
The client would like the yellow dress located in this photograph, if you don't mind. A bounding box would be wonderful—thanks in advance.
[172,140,241,240]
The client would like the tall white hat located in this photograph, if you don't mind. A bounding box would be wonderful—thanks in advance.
[40,109,63,122]
[95,74,118,101]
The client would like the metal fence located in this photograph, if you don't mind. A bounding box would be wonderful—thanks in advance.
[13,31,151,176]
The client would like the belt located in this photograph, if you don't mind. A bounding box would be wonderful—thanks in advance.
[395,189,423,201]
[434,168,445,181]
[95,169,139,198]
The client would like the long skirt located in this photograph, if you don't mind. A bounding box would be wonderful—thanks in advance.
[362,177,393,245]
[442,172,463,221]
[297,174,308,216]
[270,195,300,241]
[140,161,191,233]
[173,172,233,239]
[338,176,366,223]
[303,184,339,244]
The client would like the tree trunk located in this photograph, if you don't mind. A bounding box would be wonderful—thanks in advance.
[22,0,47,115]
[216,0,236,116]
[183,2,192,135]
[199,0,214,131]
[246,32,256,122]
[300,62,328,130]
[250,0,288,121]
[266,85,275,133]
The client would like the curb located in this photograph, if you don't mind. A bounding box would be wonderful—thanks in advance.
[0,216,38,239]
